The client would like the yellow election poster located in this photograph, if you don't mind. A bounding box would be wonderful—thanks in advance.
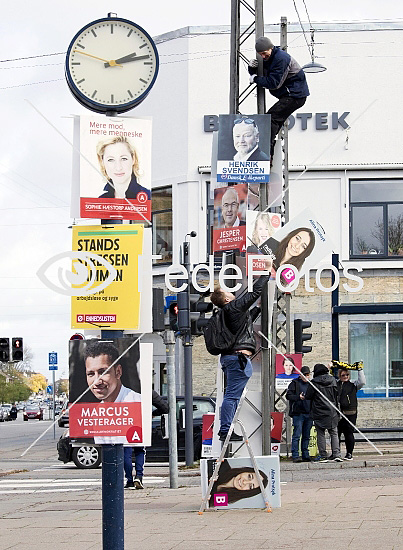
[71,224,144,330]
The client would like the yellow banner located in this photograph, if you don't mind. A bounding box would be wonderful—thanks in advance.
[71,225,144,330]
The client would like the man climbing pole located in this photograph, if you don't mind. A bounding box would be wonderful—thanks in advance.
[248,36,309,160]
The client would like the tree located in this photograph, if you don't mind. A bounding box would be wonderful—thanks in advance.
[26,373,47,394]
[372,214,403,255]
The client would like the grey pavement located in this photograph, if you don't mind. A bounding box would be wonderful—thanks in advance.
[1,442,403,550]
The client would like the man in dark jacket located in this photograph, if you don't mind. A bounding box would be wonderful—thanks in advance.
[210,272,270,441]
[124,390,169,489]
[304,363,342,462]
[337,366,366,460]
[248,36,309,159]
[286,366,313,463]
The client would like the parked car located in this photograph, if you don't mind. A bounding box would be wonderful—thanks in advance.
[0,406,7,422]
[57,401,69,427]
[1,404,12,421]
[57,396,215,469]
[23,404,43,421]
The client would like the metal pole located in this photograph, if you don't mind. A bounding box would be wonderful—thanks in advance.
[255,0,266,113]
[331,253,340,361]
[102,445,124,550]
[101,324,124,549]
[52,370,56,439]
[182,241,194,466]
[229,0,240,114]
[164,330,178,488]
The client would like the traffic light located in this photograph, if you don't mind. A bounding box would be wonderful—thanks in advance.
[169,301,179,331]
[189,291,213,336]
[0,338,10,362]
[11,337,23,361]
[294,319,312,354]
[177,291,190,332]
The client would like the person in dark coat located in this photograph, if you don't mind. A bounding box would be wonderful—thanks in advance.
[304,363,342,462]
[286,366,313,462]
[248,36,309,159]
[210,268,271,441]
[124,390,169,489]
[337,366,366,460]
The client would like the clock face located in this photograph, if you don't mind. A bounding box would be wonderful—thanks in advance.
[65,17,159,113]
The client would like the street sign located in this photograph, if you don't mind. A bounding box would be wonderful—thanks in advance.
[49,365,58,371]
[46,385,52,393]
[70,333,84,340]
[49,352,58,365]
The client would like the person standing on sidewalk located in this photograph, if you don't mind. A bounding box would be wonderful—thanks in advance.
[337,366,366,461]
[124,390,169,489]
[304,363,342,462]
[210,268,271,442]
[286,366,313,463]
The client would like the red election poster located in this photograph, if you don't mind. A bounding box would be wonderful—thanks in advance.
[78,114,152,222]
[213,183,247,253]
[68,337,152,445]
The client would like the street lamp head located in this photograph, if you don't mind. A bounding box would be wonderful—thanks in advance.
[302,61,327,73]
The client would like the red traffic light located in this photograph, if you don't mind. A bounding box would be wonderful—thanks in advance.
[12,337,23,361]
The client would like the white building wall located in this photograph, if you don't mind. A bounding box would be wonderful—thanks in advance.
[134,23,403,271]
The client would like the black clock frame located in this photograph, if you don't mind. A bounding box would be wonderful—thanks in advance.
[65,16,159,114]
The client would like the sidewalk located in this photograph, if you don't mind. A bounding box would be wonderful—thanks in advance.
[1,471,403,550]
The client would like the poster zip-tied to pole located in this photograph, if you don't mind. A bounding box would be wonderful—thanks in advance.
[71,224,144,330]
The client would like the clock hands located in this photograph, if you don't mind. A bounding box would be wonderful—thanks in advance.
[73,49,123,67]
[104,53,150,67]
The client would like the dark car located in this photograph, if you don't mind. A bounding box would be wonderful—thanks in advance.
[57,396,215,469]
[57,403,69,427]
[23,404,43,421]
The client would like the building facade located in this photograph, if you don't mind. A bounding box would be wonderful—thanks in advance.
[134,21,403,425]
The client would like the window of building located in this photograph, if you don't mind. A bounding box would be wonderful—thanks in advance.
[350,179,403,258]
[349,321,403,397]
[152,186,172,264]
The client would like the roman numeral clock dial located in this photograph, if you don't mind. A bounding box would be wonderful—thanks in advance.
[65,16,159,113]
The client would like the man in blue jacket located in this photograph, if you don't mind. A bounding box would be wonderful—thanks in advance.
[248,36,309,159]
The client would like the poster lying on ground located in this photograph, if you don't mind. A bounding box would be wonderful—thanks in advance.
[216,114,271,185]
[201,455,281,509]
[68,337,152,445]
[77,114,152,222]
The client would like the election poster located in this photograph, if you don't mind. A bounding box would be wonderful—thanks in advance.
[68,337,152,445]
[245,210,281,273]
[258,208,334,288]
[212,183,247,253]
[71,224,144,330]
[275,353,303,391]
[201,455,281,509]
[216,114,271,185]
[77,114,152,222]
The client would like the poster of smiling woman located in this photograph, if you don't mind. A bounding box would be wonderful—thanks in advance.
[76,114,152,222]
[201,456,281,509]
[258,208,334,288]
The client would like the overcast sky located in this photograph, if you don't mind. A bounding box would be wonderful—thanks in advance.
[1,0,402,381]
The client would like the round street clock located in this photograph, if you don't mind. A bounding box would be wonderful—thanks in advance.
[65,16,159,114]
